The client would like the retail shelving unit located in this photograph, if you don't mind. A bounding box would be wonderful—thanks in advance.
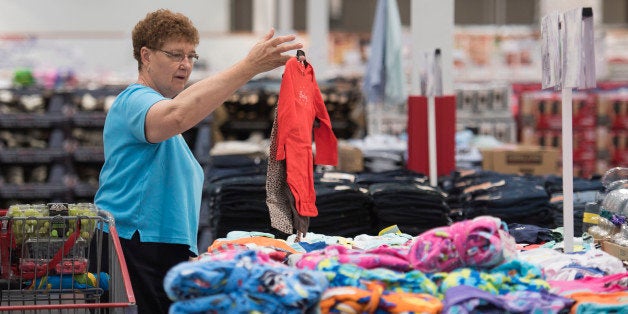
[214,78,363,142]
[0,88,73,208]
[68,87,119,203]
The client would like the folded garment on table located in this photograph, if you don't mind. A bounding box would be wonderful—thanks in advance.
[429,259,549,295]
[548,272,628,295]
[408,216,517,273]
[320,281,442,314]
[442,285,574,314]
[314,260,439,297]
[164,250,328,313]
[294,244,411,272]
[566,291,628,314]
[508,223,562,244]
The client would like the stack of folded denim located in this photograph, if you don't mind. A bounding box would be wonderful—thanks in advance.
[205,155,273,239]
[455,171,556,228]
[310,176,375,236]
[361,170,451,236]
[370,182,451,236]
[355,169,428,188]
[207,154,268,176]
[439,171,502,222]
[445,171,514,197]
[544,175,604,195]
[543,175,604,236]
[207,160,374,239]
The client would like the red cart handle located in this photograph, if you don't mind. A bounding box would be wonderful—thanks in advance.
[1,210,14,279]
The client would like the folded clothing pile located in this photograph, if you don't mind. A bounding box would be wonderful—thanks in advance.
[164,250,328,314]
[408,215,517,273]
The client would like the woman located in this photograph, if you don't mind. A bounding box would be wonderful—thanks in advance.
[91,9,302,313]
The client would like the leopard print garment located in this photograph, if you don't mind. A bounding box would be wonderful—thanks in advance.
[266,111,309,236]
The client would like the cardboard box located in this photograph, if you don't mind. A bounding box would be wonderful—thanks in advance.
[592,236,604,247]
[337,142,364,173]
[602,240,628,261]
[481,145,559,176]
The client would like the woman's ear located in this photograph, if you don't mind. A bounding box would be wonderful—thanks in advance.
[140,47,151,64]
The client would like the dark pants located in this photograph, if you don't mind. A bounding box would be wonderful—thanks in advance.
[90,231,191,314]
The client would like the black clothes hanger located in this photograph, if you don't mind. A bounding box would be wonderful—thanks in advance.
[296,49,309,68]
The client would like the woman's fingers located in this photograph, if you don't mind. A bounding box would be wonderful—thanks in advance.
[246,29,303,72]
[276,41,303,55]
[262,28,275,42]
[268,34,296,47]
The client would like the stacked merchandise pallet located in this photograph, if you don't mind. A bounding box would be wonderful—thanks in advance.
[519,90,598,178]
[456,83,516,144]
[597,91,628,171]
[0,88,73,208]
[513,82,628,177]
[454,84,516,172]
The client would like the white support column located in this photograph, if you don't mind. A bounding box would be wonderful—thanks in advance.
[277,0,294,35]
[410,0,454,95]
[253,0,277,34]
[428,96,438,186]
[306,0,330,79]
[562,88,575,253]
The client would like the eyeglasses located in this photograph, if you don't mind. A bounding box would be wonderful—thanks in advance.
[153,48,199,64]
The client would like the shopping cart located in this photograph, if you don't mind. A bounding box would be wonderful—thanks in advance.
[0,204,136,313]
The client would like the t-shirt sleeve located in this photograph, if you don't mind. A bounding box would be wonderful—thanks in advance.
[310,67,338,166]
[276,58,298,161]
[122,88,167,143]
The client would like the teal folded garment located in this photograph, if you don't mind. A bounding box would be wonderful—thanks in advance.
[163,250,328,313]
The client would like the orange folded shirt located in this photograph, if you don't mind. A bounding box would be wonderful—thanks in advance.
[207,236,298,254]
[320,281,443,314]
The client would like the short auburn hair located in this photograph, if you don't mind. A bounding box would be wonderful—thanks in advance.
[132,9,200,70]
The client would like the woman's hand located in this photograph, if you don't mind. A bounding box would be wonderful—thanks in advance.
[244,28,303,74]
[145,29,302,143]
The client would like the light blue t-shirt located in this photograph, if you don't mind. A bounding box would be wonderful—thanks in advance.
[95,84,203,255]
